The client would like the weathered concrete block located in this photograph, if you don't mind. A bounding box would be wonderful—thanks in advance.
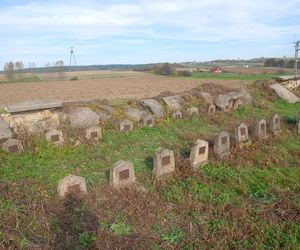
[140,99,165,118]
[270,114,281,135]
[142,114,155,127]
[98,112,112,122]
[235,123,249,143]
[120,119,133,133]
[98,104,115,114]
[109,160,136,188]
[227,91,244,100]
[214,94,233,111]
[270,83,299,103]
[172,110,182,119]
[5,100,62,113]
[213,131,230,158]
[198,92,213,104]
[1,110,62,134]
[2,139,24,153]
[68,107,99,129]
[57,174,87,198]
[45,129,64,146]
[125,108,144,122]
[208,104,216,115]
[0,117,12,141]
[189,139,209,169]
[187,106,199,116]
[233,99,243,110]
[153,148,175,178]
[162,95,183,110]
[85,126,102,141]
[255,119,267,139]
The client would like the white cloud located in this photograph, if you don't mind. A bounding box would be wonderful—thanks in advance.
[1,0,299,40]
[0,0,299,66]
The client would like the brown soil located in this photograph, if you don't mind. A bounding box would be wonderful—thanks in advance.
[0,76,247,108]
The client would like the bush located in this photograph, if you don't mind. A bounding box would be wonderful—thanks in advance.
[276,69,286,75]
[176,70,192,77]
[153,63,174,76]
[70,76,79,81]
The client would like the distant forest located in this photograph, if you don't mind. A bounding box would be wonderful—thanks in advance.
[1,58,298,74]
[263,58,299,68]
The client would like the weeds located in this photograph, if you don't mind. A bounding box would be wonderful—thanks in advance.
[79,231,96,247]
[161,228,183,244]
[0,85,299,248]
[110,216,132,236]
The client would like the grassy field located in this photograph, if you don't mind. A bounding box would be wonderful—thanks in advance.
[0,76,43,84]
[0,71,149,84]
[0,83,299,249]
[0,66,291,84]
[191,71,288,81]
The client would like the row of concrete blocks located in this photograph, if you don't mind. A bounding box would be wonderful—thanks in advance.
[57,144,206,198]
[56,114,299,198]
[0,105,213,153]
[1,113,298,155]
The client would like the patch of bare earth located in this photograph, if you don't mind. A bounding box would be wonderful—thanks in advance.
[0,76,248,107]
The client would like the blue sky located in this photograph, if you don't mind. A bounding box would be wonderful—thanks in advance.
[0,0,300,68]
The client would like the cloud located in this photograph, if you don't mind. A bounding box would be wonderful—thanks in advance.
[0,0,299,67]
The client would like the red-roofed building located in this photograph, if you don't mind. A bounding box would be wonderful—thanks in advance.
[211,67,222,73]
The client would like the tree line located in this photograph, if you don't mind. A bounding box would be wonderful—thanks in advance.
[264,58,299,68]
[3,60,65,81]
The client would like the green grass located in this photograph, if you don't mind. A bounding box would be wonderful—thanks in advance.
[109,216,133,236]
[0,91,299,248]
[0,117,219,194]
[234,98,300,120]
[191,71,285,81]
[0,76,43,84]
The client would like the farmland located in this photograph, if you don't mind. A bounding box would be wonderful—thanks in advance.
[0,70,251,109]
[0,66,289,108]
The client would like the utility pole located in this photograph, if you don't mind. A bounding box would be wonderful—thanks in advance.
[294,41,300,78]
[69,46,77,72]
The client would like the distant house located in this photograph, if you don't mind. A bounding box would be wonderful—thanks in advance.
[210,67,222,73]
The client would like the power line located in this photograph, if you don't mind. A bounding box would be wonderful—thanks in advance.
[294,41,299,78]
[69,46,77,72]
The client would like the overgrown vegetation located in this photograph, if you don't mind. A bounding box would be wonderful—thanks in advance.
[0,83,299,249]
[264,58,299,69]
[152,63,191,76]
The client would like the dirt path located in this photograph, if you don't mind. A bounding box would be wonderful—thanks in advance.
[0,76,247,107]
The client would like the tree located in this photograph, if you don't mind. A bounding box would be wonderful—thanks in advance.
[286,59,295,68]
[4,61,15,81]
[55,60,65,80]
[15,61,24,78]
[153,63,174,76]
[276,59,285,68]
[264,58,276,67]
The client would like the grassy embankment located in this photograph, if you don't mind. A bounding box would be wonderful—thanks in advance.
[0,82,299,249]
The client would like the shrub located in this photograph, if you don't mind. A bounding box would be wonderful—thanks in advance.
[70,76,79,81]
[176,70,192,77]
[153,63,174,76]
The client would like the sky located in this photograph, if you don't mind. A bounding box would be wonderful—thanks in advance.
[0,0,300,68]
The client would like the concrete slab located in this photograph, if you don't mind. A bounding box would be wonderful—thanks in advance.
[5,100,62,113]
[140,99,165,118]
[162,95,183,110]
[270,83,299,103]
